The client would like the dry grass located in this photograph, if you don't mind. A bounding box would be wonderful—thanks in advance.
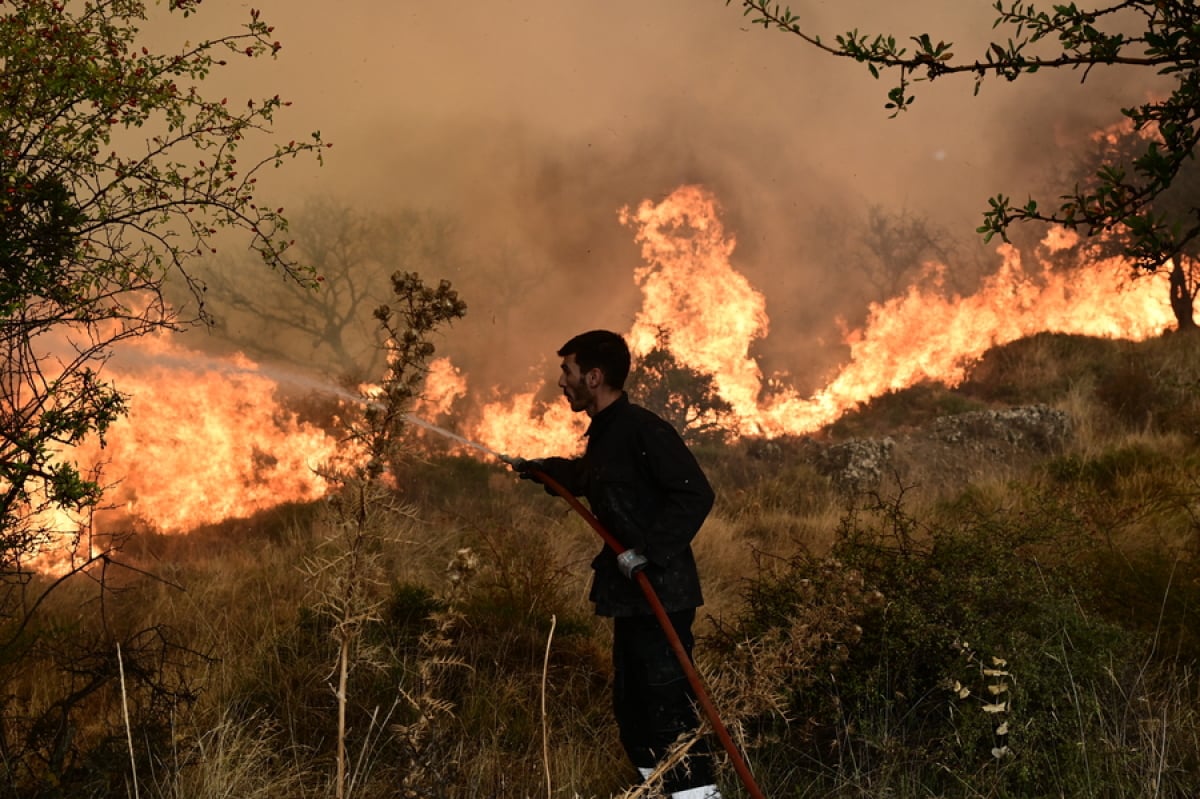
[8,332,1200,798]
[147,711,313,799]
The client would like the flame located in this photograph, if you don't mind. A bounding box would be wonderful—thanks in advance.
[758,241,1172,435]
[470,392,587,458]
[61,332,348,534]
[467,184,1182,448]
[622,186,769,427]
[25,177,1192,570]
[20,504,94,577]
[411,357,467,419]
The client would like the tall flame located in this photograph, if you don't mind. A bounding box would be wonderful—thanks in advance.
[466,184,1180,448]
[622,186,769,427]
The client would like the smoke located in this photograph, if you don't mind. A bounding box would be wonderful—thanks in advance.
[144,0,1166,398]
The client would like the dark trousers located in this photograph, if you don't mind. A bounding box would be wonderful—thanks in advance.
[612,609,715,792]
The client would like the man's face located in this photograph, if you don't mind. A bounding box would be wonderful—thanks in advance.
[558,353,597,414]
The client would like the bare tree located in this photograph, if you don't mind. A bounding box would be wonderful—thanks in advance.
[197,199,462,382]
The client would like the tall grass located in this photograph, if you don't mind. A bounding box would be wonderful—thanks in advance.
[8,332,1200,797]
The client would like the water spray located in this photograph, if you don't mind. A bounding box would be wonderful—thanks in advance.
[165,358,513,462]
[399,413,512,462]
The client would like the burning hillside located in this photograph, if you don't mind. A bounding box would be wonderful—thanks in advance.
[40,183,1183,563]
[457,185,1176,450]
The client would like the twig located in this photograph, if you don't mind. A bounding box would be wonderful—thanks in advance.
[619,731,701,799]
[541,614,557,799]
[117,642,141,799]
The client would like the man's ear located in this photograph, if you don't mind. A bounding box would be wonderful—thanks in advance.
[586,368,601,388]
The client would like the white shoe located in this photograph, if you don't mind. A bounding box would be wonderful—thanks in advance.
[670,786,722,799]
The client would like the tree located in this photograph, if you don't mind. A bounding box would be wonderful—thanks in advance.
[1,0,326,567]
[1064,121,1200,328]
[812,203,967,315]
[731,0,1200,330]
[195,198,462,383]
[627,328,737,444]
[0,1,324,790]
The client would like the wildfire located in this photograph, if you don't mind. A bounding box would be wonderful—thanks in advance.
[460,184,1178,448]
[62,332,347,533]
[30,180,1188,568]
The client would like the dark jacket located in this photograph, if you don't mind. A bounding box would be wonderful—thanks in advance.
[538,394,714,617]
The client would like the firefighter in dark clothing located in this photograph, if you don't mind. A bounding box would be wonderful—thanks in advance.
[513,330,722,799]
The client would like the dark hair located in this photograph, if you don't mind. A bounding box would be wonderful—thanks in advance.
[557,330,631,390]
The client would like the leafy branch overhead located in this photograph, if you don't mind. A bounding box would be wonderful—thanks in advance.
[731,0,1200,322]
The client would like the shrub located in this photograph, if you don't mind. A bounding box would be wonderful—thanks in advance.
[706,485,1175,796]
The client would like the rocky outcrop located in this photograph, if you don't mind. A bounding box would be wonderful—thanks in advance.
[930,405,1072,455]
[807,404,1072,495]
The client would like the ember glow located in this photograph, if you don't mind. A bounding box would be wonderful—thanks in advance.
[36,182,1187,568]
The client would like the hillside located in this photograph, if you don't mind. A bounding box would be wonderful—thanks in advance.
[10,331,1200,798]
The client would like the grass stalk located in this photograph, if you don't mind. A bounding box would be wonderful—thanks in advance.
[118,641,141,799]
[542,613,557,799]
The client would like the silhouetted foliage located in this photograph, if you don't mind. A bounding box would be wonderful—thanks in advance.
[627,329,737,444]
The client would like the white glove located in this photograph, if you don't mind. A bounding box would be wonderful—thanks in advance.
[617,549,648,580]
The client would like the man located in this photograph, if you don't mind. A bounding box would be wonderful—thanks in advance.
[513,330,722,799]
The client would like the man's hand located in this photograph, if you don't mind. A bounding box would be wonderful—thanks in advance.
[503,455,549,484]
[616,549,648,580]
[502,455,537,472]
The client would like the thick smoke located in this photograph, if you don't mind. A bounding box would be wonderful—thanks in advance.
[154,0,1165,400]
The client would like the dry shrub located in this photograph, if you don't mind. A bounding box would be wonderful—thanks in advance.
[700,482,1200,796]
[148,712,311,799]
[706,551,880,726]
[1095,355,1165,429]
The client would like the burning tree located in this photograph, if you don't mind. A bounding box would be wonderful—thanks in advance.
[731,0,1200,330]
[0,0,324,789]
[1063,121,1200,329]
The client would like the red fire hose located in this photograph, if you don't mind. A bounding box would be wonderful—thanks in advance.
[526,465,767,799]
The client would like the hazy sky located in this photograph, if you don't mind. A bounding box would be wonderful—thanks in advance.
[151,1,1164,390]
